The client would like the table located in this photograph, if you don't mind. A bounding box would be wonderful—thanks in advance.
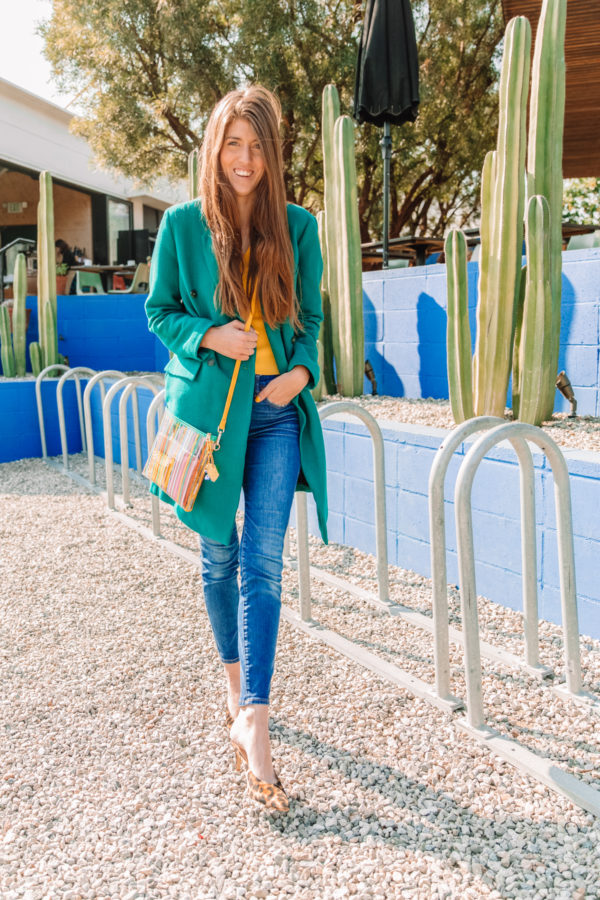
[70,265,136,292]
[361,236,444,268]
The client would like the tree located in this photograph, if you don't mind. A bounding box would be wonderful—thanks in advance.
[42,0,504,238]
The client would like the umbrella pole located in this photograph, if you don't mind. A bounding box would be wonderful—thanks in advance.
[380,121,392,269]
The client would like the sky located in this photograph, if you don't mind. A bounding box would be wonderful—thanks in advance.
[0,0,74,108]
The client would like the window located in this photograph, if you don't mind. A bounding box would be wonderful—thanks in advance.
[107,199,132,264]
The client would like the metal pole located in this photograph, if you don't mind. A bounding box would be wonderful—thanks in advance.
[83,371,125,485]
[319,401,389,603]
[380,121,392,269]
[145,390,165,537]
[56,367,96,468]
[35,365,70,460]
[428,416,503,702]
[296,492,312,621]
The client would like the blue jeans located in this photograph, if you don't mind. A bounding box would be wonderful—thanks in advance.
[199,375,301,705]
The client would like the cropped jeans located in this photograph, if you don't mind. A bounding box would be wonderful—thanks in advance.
[199,375,301,706]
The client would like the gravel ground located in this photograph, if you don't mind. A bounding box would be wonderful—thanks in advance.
[1,455,600,899]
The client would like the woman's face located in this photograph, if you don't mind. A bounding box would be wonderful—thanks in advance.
[219,117,265,202]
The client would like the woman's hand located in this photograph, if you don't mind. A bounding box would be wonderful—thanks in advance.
[255,366,310,406]
[200,321,258,360]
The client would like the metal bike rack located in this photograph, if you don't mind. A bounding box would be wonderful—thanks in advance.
[295,401,389,620]
[428,416,554,708]
[56,367,97,468]
[102,376,163,509]
[35,364,70,459]
[455,421,589,729]
[82,371,126,485]
[145,389,166,536]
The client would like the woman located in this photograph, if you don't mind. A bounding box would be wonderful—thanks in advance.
[145,85,328,812]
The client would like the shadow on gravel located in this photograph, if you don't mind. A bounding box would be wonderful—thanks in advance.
[266,719,597,892]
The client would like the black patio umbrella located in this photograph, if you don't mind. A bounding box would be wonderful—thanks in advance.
[353,0,420,268]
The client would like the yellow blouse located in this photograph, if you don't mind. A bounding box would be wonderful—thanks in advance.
[242,249,279,375]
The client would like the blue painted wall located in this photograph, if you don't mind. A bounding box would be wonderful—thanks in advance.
[363,248,600,415]
[300,415,600,641]
[22,295,169,374]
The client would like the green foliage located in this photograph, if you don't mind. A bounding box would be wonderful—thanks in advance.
[563,178,600,225]
[42,0,503,237]
[12,253,27,376]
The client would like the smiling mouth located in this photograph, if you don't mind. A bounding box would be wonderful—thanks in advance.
[233,169,253,177]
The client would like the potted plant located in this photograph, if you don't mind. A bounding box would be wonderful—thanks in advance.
[56,262,70,295]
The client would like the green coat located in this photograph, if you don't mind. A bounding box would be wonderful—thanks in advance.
[145,200,328,545]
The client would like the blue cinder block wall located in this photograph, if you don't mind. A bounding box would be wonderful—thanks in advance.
[23,295,169,374]
[301,415,600,641]
[363,248,600,415]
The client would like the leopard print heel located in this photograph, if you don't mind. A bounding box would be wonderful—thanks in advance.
[246,769,289,813]
[231,739,248,772]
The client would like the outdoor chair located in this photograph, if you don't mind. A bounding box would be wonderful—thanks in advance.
[567,232,600,251]
[108,262,150,294]
[75,271,104,294]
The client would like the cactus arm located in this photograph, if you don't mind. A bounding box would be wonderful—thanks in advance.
[30,342,42,376]
[322,84,341,380]
[473,17,531,417]
[43,299,57,369]
[12,252,27,376]
[37,171,59,366]
[334,115,365,397]
[474,150,496,377]
[517,196,553,425]
[315,210,336,396]
[0,304,16,376]
[511,264,527,420]
[445,228,474,423]
[527,0,566,420]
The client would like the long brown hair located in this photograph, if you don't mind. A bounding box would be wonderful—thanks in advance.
[198,85,298,329]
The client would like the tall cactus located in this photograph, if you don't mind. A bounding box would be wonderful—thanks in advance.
[445,228,473,423]
[30,171,59,374]
[12,252,27,376]
[515,196,553,424]
[525,0,566,421]
[321,85,342,389]
[320,84,365,397]
[334,115,365,396]
[0,304,15,376]
[472,15,531,417]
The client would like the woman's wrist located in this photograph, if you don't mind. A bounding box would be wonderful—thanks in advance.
[290,365,310,389]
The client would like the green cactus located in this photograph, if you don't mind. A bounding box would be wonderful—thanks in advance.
[30,342,42,376]
[0,304,15,376]
[12,252,27,376]
[188,147,199,200]
[34,170,59,373]
[321,84,342,384]
[334,115,365,396]
[472,15,531,417]
[445,228,474,423]
[314,211,336,397]
[527,0,566,421]
[515,196,553,425]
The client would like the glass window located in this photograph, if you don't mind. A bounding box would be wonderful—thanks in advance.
[107,199,132,265]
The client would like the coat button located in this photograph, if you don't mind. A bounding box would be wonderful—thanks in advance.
[190,289,198,298]
[207,358,215,366]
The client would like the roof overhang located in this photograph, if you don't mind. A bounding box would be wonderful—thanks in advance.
[501,0,600,177]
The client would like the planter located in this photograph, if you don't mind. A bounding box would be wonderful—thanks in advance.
[56,274,69,295]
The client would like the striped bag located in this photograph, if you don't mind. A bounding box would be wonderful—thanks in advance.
[143,410,218,511]
[144,299,255,512]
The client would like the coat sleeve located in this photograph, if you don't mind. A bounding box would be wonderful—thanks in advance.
[287,213,324,389]
[145,209,215,367]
